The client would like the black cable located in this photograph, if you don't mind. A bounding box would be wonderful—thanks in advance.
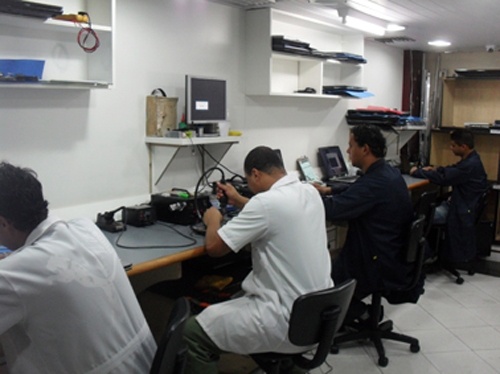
[200,145,244,179]
[193,166,226,222]
[114,221,197,249]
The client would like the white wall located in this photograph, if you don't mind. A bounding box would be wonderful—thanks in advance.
[0,0,404,220]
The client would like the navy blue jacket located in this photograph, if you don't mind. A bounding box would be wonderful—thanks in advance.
[412,150,487,262]
[323,159,414,295]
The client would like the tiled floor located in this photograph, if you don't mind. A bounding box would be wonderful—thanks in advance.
[308,270,500,374]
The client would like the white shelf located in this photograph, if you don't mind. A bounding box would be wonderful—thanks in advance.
[245,8,365,98]
[0,0,115,88]
[145,136,241,147]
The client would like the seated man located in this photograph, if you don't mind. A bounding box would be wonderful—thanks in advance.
[314,125,415,323]
[410,128,487,263]
[0,162,156,374]
[183,146,333,374]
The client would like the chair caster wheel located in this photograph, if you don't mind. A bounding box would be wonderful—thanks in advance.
[331,346,339,354]
[468,269,475,276]
[410,343,420,353]
[456,277,464,285]
[378,356,388,367]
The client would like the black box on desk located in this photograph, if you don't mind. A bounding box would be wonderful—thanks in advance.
[150,192,212,225]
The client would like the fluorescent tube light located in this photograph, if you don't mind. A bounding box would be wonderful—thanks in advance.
[428,40,451,47]
[343,15,386,36]
[386,24,405,32]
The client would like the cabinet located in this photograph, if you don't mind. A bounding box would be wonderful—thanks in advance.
[441,78,500,127]
[245,8,364,98]
[0,0,114,88]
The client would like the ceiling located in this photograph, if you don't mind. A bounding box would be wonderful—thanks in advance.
[211,0,500,52]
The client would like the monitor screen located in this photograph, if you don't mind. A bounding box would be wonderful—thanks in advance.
[318,146,348,178]
[185,75,227,124]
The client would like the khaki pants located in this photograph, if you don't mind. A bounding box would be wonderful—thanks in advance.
[183,316,306,374]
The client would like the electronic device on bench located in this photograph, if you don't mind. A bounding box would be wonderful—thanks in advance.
[150,192,211,225]
[318,146,359,183]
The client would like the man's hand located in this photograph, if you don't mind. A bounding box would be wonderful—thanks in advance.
[410,166,435,175]
[216,182,249,209]
[312,183,331,195]
[203,206,223,226]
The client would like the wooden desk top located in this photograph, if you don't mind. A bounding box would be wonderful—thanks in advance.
[403,174,430,190]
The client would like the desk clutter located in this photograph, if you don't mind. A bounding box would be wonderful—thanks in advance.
[346,106,426,127]
[272,35,367,64]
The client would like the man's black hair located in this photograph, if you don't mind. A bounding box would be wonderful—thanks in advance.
[244,146,285,175]
[0,162,49,232]
[350,125,387,158]
[450,128,475,149]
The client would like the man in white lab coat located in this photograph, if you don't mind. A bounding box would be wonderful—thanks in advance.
[183,146,333,374]
[0,161,156,374]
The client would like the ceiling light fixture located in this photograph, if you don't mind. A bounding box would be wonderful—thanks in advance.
[428,40,451,47]
[343,15,386,35]
[337,7,387,36]
[386,24,405,32]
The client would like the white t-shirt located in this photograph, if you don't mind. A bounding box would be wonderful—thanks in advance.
[0,216,156,374]
[197,174,333,354]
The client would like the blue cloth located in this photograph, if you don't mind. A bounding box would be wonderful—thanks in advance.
[412,150,487,262]
[322,159,414,294]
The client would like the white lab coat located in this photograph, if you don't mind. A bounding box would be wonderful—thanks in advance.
[0,216,156,374]
[197,174,333,354]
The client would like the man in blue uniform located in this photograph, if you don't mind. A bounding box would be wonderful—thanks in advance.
[410,129,487,263]
[315,125,414,323]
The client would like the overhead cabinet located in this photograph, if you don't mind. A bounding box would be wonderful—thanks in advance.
[0,0,114,88]
[245,8,365,98]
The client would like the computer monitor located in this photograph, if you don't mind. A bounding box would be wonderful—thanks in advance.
[318,146,349,179]
[185,75,227,124]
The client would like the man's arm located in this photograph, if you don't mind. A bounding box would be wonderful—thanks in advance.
[203,207,232,257]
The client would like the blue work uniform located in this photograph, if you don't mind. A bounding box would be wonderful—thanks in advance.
[322,159,414,295]
[412,150,487,262]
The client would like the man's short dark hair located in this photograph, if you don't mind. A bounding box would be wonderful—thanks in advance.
[0,162,49,232]
[350,125,387,158]
[244,146,285,175]
[450,128,475,149]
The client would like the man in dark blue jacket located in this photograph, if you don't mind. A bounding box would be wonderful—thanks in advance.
[315,125,414,322]
[410,129,487,263]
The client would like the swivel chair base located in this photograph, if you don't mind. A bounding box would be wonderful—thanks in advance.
[331,294,420,367]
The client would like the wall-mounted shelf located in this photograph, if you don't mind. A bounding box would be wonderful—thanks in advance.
[0,0,115,89]
[145,136,241,192]
[145,136,240,147]
[245,8,365,99]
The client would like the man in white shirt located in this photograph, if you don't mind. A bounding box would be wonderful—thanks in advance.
[183,146,333,374]
[0,161,156,374]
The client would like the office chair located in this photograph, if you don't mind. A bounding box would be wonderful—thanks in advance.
[413,189,437,239]
[250,279,357,374]
[332,215,426,367]
[150,297,191,374]
[433,190,489,284]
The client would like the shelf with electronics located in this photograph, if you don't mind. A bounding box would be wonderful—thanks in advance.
[145,136,241,193]
[245,8,366,99]
[0,0,114,89]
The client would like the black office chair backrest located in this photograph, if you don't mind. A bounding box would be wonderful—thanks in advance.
[414,190,437,238]
[402,215,426,291]
[288,279,356,369]
[150,297,191,374]
[474,190,489,226]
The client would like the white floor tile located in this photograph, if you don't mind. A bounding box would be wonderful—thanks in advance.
[476,350,500,372]
[449,326,500,350]
[424,351,499,374]
[312,272,500,374]
[407,328,470,353]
